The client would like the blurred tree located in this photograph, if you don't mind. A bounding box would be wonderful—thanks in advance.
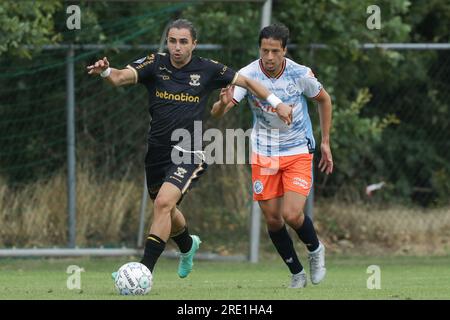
[0,0,448,206]
[0,0,62,58]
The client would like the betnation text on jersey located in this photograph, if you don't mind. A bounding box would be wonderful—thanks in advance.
[155,89,200,103]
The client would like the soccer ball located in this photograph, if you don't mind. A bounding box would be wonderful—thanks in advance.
[114,262,153,295]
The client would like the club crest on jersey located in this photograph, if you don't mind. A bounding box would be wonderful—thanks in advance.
[285,82,298,96]
[253,180,264,194]
[189,74,201,86]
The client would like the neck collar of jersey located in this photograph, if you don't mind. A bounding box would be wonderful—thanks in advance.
[259,58,286,79]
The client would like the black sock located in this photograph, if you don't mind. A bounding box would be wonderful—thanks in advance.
[295,215,320,252]
[140,234,166,273]
[268,225,303,274]
[171,226,193,253]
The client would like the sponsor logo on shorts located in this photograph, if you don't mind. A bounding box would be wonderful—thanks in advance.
[169,176,182,183]
[253,180,264,194]
[174,167,188,179]
[293,177,309,189]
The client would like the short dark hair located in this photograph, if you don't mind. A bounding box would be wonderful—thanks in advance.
[258,24,289,48]
[167,19,197,41]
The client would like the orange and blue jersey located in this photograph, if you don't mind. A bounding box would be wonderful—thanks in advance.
[232,58,323,157]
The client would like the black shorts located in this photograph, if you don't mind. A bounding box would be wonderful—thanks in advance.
[145,148,207,204]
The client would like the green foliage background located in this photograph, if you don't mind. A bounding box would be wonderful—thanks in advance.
[0,0,449,247]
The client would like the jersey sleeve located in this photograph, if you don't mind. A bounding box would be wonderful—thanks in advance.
[298,67,323,98]
[206,59,238,91]
[126,53,158,84]
[231,67,250,105]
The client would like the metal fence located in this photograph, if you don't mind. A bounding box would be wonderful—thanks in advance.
[1,43,449,257]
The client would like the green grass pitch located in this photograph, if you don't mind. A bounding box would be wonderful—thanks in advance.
[0,255,449,300]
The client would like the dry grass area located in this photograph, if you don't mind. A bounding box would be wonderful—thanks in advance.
[0,164,250,250]
[1,167,450,256]
[313,202,450,255]
[0,167,142,247]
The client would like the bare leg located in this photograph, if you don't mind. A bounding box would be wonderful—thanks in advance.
[170,207,187,236]
[140,182,181,272]
[280,191,307,230]
[258,197,284,231]
[149,182,181,241]
[281,191,319,251]
[281,192,325,285]
[259,197,304,276]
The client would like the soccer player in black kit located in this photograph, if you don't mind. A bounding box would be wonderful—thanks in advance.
[87,19,292,282]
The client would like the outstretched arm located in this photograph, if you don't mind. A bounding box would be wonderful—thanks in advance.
[313,89,333,175]
[231,74,293,125]
[87,57,136,87]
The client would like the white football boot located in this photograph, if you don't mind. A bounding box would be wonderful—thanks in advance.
[289,270,307,288]
[308,242,326,284]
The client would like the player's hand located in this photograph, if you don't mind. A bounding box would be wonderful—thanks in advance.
[219,85,234,106]
[87,57,110,75]
[319,142,333,174]
[276,103,293,125]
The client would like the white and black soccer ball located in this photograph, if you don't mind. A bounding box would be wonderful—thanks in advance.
[114,262,153,295]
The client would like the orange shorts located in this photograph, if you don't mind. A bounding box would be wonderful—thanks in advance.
[251,152,313,201]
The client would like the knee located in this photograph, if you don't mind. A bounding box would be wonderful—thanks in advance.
[263,210,284,230]
[282,209,305,228]
[153,195,175,213]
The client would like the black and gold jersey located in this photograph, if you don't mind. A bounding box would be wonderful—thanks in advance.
[127,52,237,162]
